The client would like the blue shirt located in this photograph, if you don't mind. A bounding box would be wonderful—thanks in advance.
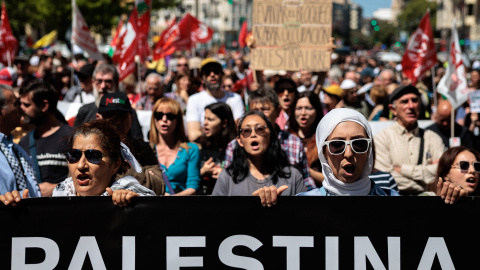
[0,133,41,197]
[159,142,201,193]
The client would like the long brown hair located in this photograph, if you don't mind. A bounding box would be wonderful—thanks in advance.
[149,97,188,147]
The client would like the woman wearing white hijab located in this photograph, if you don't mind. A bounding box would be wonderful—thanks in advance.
[298,108,396,196]
[253,108,398,206]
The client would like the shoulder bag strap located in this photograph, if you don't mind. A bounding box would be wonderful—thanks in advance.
[417,128,424,165]
[29,130,43,183]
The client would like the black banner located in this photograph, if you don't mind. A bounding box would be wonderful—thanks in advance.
[1,196,479,269]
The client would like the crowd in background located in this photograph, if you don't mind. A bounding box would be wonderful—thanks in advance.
[0,42,479,203]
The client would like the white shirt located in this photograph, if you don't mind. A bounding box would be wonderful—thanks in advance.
[185,90,245,126]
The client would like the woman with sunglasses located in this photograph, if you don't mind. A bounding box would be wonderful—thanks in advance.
[197,102,237,195]
[212,111,306,196]
[1,120,155,207]
[288,91,324,186]
[150,97,201,195]
[434,146,480,204]
[254,108,397,206]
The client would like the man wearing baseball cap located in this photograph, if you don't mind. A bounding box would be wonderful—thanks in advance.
[96,92,165,195]
[0,67,16,86]
[373,85,445,195]
[185,58,244,141]
[64,63,95,104]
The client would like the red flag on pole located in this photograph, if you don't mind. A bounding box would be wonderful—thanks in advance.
[152,13,213,60]
[136,0,151,62]
[238,20,248,48]
[401,11,437,85]
[112,8,138,81]
[0,2,17,67]
[108,18,124,57]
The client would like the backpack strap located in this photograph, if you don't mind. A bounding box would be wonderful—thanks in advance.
[417,128,424,165]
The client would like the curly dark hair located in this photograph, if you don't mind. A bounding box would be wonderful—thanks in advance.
[226,110,291,184]
[68,120,131,178]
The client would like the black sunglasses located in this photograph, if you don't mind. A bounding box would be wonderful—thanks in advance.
[323,138,371,155]
[66,149,105,165]
[239,125,268,138]
[452,161,480,173]
[154,112,177,121]
[203,68,222,76]
[276,88,296,94]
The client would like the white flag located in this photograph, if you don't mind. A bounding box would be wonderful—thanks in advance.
[437,20,469,109]
[72,1,104,61]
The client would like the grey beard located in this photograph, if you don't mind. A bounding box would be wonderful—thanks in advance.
[205,81,221,92]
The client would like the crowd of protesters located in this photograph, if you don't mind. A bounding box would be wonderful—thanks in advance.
[1,40,479,205]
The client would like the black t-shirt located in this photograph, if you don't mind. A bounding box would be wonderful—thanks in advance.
[19,124,73,184]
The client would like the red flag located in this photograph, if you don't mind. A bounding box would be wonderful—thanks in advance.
[401,12,437,85]
[110,18,124,49]
[238,20,248,48]
[0,2,17,66]
[232,68,254,93]
[218,43,226,55]
[112,8,138,81]
[136,0,151,62]
[187,14,214,43]
[152,13,213,60]
[152,17,177,60]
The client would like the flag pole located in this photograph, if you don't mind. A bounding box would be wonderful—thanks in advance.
[431,66,437,116]
[71,0,75,88]
[451,105,455,140]
[6,50,11,67]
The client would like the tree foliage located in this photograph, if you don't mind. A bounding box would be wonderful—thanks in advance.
[396,0,437,35]
[5,0,178,43]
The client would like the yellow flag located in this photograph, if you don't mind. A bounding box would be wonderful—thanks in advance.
[33,30,58,49]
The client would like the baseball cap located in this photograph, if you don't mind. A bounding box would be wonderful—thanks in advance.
[323,84,344,98]
[0,67,17,86]
[388,85,420,104]
[200,58,223,75]
[13,55,29,65]
[98,92,133,114]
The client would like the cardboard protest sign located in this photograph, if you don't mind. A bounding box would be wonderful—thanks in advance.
[251,0,332,71]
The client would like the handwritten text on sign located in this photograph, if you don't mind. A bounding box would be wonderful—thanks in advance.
[251,0,332,71]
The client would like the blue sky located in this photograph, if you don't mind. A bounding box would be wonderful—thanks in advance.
[354,0,392,17]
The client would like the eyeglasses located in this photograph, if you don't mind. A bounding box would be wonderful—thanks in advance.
[154,112,177,121]
[177,63,188,67]
[323,138,371,155]
[66,149,105,165]
[223,84,233,89]
[94,79,114,85]
[452,161,480,173]
[239,125,269,138]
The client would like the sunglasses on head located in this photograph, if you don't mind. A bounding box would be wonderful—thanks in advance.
[239,125,268,138]
[66,149,105,165]
[154,112,177,121]
[452,161,480,173]
[323,138,371,155]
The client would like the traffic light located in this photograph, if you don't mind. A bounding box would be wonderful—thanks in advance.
[374,25,380,31]
[371,20,377,26]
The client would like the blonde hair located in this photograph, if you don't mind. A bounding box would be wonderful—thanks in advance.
[149,97,188,149]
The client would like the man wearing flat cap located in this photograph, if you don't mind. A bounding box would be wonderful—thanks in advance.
[185,58,244,141]
[373,85,445,195]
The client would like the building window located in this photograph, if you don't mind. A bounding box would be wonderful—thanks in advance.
[467,4,473,16]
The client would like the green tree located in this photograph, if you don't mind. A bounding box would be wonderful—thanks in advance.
[396,0,437,35]
[6,0,178,44]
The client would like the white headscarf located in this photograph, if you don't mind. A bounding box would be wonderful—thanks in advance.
[316,108,373,195]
